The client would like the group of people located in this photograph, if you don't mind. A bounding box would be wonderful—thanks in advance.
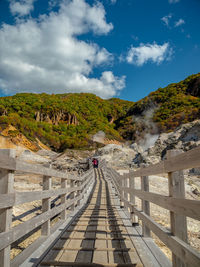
[92,158,99,168]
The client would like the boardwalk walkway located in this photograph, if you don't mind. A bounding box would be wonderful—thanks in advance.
[1,147,200,267]
[39,168,142,266]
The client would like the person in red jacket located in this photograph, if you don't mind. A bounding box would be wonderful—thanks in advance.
[92,158,98,168]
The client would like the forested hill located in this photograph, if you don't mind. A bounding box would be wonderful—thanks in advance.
[0,73,199,151]
[0,93,133,150]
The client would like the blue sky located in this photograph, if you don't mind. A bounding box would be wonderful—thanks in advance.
[0,0,199,101]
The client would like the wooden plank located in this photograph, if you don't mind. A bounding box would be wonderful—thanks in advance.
[0,156,92,184]
[11,236,46,267]
[60,237,127,240]
[40,261,140,266]
[53,247,136,252]
[133,207,200,267]
[167,150,188,267]
[141,176,150,237]
[164,146,200,173]
[17,177,95,267]
[129,176,138,224]
[131,162,165,177]
[61,178,67,220]
[131,146,200,178]
[0,193,15,208]
[0,186,82,209]
[0,149,15,267]
[114,195,162,267]
[41,175,52,236]
[121,187,200,220]
[0,195,82,250]
[143,237,171,267]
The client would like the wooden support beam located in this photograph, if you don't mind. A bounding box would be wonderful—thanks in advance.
[70,180,75,211]
[129,176,138,224]
[0,149,15,267]
[167,150,188,267]
[61,178,67,220]
[41,174,52,236]
[141,175,150,237]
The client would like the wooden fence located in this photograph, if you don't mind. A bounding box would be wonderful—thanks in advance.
[0,149,95,267]
[106,147,200,267]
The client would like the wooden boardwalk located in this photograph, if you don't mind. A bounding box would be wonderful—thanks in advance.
[1,147,200,267]
[39,169,142,267]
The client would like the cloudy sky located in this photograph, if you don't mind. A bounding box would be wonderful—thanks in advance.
[0,0,199,100]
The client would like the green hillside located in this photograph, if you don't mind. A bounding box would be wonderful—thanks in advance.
[0,93,133,150]
[116,73,200,140]
[0,73,199,151]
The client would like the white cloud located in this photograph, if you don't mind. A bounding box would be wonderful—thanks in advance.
[9,0,35,17]
[168,0,180,3]
[174,18,185,27]
[0,0,125,98]
[161,14,172,27]
[126,42,172,66]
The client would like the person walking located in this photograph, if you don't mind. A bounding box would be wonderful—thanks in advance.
[92,158,98,168]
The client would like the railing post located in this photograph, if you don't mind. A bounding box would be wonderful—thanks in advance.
[61,178,67,220]
[41,173,52,236]
[76,180,81,207]
[124,174,128,211]
[141,175,151,237]
[70,179,75,212]
[167,150,188,267]
[0,149,15,267]
[120,175,124,208]
[129,176,138,224]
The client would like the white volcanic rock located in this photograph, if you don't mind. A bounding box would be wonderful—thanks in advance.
[131,120,200,167]
[96,144,136,168]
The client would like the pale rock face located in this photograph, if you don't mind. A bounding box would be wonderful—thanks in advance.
[96,144,136,168]
[131,120,200,168]
[96,120,200,169]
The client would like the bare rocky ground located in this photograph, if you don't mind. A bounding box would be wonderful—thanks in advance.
[10,120,200,261]
[97,120,200,259]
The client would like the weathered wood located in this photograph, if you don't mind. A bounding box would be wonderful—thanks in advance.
[132,207,200,267]
[0,193,15,208]
[123,174,129,212]
[40,261,140,266]
[129,177,138,224]
[11,236,47,267]
[120,187,200,221]
[131,161,165,177]
[0,149,15,267]
[167,150,188,267]
[61,178,67,220]
[41,175,52,236]
[141,175,150,237]
[0,157,82,181]
[130,146,200,178]
[0,195,82,251]
[165,146,200,173]
[0,186,82,209]
[53,247,136,252]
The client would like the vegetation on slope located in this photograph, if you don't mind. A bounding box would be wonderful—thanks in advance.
[0,93,132,150]
[117,73,200,140]
[0,73,199,151]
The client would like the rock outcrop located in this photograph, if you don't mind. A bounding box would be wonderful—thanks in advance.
[186,77,200,97]
[131,120,200,167]
[34,111,79,125]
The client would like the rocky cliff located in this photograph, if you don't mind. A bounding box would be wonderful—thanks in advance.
[34,111,79,125]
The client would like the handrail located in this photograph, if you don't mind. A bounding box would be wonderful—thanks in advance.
[106,146,200,267]
[0,149,95,267]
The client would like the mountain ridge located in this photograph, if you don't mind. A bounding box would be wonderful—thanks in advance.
[0,73,199,151]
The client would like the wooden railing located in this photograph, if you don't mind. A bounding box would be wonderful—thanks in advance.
[0,149,95,267]
[106,146,200,267]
